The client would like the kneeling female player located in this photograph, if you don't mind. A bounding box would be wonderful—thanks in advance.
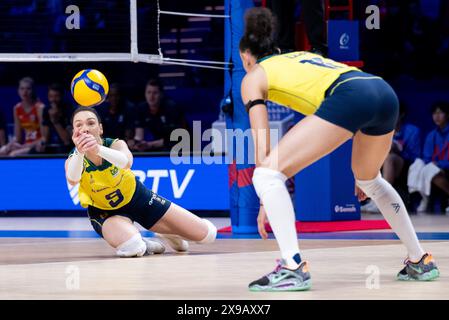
[65,107,216,257]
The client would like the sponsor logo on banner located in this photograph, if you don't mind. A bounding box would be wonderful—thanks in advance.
[334,204,356,213]
[339,33,350,49]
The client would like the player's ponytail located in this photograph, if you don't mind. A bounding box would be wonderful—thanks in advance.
[239,7,278,59]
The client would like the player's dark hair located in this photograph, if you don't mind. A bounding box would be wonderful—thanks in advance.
[71,106,102,125]
[431,101,449,115]
[239,7,278,59]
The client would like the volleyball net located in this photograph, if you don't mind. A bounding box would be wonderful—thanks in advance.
[0,0,230,69]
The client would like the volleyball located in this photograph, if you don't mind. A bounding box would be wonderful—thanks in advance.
[71,69,109,107]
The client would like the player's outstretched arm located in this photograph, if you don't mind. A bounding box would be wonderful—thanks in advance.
[98,139,133,169]
[65,128,87,186]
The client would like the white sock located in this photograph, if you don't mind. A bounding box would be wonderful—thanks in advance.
[116,233,147,257]
[357,173,425,261]
[253,168,301,269]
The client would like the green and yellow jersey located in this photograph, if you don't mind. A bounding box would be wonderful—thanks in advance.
[69,138,136,210]
[258,51,360,115]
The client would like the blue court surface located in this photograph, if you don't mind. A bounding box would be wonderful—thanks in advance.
[0,230,447,240]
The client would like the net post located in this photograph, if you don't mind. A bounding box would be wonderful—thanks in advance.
[130,0,139,63]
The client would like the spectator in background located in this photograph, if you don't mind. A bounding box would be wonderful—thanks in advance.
[41,83,73,154]
[362,102,421,213]
[266,0,327,56]
[97,83,134,141]
[421,101,449,213]
[0,110,6,148]
[300,0,327,56]
[130,79,188,152]
[0,77,45,156]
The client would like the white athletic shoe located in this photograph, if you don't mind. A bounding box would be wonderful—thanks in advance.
[155,233,189,252]
[361,200,381,213]
[143,238,166,254]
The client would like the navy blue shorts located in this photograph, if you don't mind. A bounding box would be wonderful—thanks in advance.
[315,70,399,136]
[87,177,172,238]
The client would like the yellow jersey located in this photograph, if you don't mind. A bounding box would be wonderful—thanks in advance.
[258,51,360,115]
[69,138,136,210]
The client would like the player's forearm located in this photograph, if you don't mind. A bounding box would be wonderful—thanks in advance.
[66,149,84,183]
[249,107,271,167]
[97,145,129,168]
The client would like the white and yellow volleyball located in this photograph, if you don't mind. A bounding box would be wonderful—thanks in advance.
[71,69,109,107]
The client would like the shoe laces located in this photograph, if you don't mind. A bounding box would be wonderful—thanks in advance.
[266,259,284,277]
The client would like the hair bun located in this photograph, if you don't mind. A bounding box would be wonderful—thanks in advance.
[244,7,274,42]
[239,7,278,59]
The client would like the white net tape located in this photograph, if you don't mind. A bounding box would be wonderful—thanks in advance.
[0,0,230,70]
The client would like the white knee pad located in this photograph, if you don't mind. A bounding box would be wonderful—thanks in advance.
[356,172,390,199]
[116,233,147,257]
[252,167,288,198]
[196,219,217,244]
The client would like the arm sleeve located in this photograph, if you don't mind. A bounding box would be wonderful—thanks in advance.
[97,145,128,169]
[66,149,84,182]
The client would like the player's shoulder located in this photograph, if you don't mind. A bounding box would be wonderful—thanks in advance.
[242,65,267,97]
[243,65,265,85]
[106,137,129,149]
[103,137,119,147]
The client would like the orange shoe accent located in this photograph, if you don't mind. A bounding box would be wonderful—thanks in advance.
[302,262,309,273]
[424,253,434,265]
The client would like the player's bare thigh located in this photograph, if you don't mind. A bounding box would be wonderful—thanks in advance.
[260,115,353,177]
[351,130,394,180]
[150,203,208,242]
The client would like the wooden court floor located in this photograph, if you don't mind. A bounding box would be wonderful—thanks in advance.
[0,214,447,299]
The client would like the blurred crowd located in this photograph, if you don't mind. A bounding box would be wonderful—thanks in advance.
[0,77,189,156]
[360,100,449,214]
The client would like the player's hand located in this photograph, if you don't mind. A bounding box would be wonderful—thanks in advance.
[355,184,368,202]
[84,138,100,154]
[71,127,82,146]
[257,205,269,240]
[72,128,89,151]
[77,134,97,154]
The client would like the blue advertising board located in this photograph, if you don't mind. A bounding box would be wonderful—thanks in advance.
[328,20,360,61]
[294,140,361,221]
[0,156,229,211]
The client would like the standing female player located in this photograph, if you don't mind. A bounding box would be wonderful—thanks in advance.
[239,8,439,291]
[65,107,216,257]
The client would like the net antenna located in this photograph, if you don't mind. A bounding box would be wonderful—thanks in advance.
[0,0,231,70]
